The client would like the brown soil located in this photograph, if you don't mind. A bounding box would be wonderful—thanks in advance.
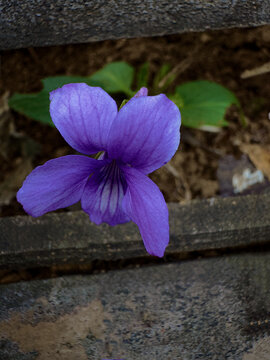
[0,26,270,217]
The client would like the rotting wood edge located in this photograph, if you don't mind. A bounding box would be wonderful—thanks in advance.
[0,193,269,269]
[1,0,270,49]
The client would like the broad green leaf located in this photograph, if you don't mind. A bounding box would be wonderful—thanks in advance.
[8,62,135,125]
[8,61,136,125]
[169,93,184,108]
[89,62,135,97]
[136,62,149,90]
[8,90,53,126]
[173,80,240,129]
[42,76,95,92]
[9,76,96,126]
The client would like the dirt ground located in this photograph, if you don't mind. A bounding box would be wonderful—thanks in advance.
[0,25,270,217]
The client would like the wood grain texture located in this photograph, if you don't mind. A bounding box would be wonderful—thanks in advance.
[1,253,270,359]
[1,0,270,49]
[1,194,270,269]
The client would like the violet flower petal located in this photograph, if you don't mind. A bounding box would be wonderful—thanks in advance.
[81,160,130,226]
[121,166,169,257]
[50,83,118,155]
[17,155,107,217]
[107,94,181,174]
[133,87,148,97]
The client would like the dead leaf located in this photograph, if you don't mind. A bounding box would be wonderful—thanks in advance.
[217,154,269,196]
[241,144,270,181]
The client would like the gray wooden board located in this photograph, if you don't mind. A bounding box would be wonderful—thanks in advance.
[1,0,270,50]
[0,253,270,359]
[1,194,270,269]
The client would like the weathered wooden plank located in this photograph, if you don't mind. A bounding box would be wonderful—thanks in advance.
[0,193,270,269]
[1,0,270,50]
[0,253,270,359]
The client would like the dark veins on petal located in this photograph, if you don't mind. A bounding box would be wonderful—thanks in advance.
[99,160,128,222]
[82,158,129,225]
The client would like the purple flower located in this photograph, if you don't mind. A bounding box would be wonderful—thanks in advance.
[17,84,181,257]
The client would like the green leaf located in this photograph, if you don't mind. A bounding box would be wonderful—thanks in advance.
[173,80,240,129]
[8,90,53,126]
[136,62,149,90]
[9,76,95,126]
[169,93,184,108]
[89,62,135,96]
[42,76,94,92]
[8,62,136,126]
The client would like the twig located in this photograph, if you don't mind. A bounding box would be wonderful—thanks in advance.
[241,61,270,79]
[158,46,200,89]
